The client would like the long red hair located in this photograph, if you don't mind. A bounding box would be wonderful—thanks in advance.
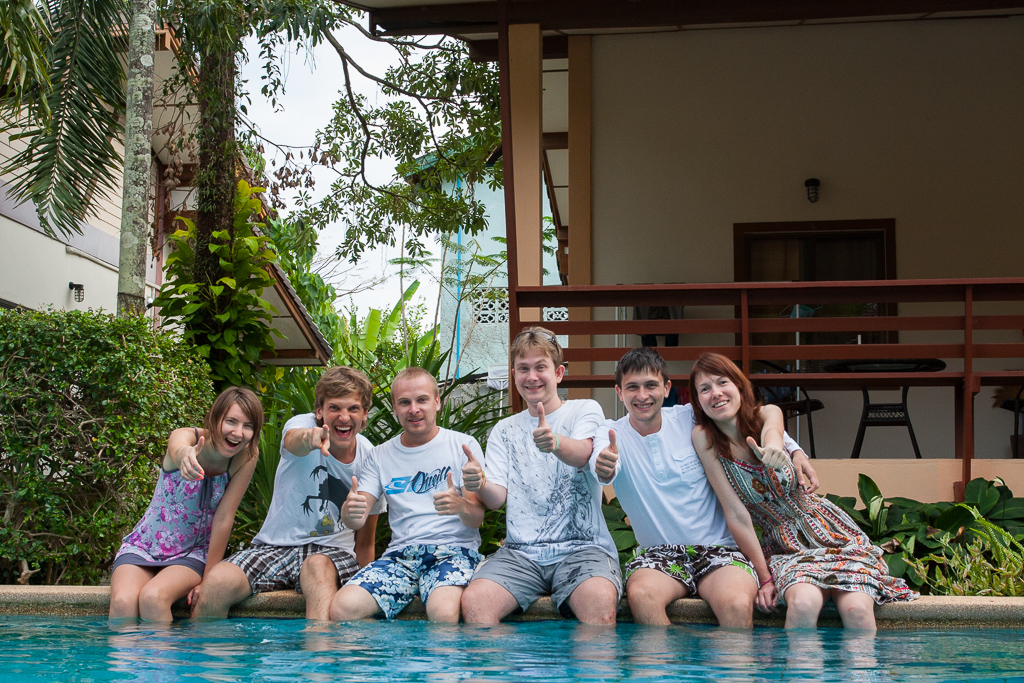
[688,352,764,460]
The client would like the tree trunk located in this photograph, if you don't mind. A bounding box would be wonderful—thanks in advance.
[116,0,157,318]
[194,39,238,285]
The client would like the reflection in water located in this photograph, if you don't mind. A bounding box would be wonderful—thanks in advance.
[5,616,1024,682]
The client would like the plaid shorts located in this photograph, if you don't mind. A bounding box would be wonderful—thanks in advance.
[346,544,482,619]
[624,544,756,597]
[226,543,359,596]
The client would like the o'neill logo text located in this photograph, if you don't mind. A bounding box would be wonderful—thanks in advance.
[384,466,452,495]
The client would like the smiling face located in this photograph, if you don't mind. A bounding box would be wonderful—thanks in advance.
[616,371,670,433]
[694,372,742,424]
[315,393,367,454]
[392,374,441,447]
[512,348,565,411]
[219,402,256,457]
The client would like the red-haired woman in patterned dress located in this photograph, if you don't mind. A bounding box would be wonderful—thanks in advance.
[688,352,917,630]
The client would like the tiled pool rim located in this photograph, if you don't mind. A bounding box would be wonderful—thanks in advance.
[2,586,1022,629]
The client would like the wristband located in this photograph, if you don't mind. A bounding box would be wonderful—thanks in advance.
[758,574,774,588]
[553,433,560,452]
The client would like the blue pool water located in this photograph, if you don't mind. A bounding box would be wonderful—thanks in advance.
[2,617,1024,682]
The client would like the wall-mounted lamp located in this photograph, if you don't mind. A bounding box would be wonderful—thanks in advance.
[804,178,820,203]
[69,282,85,303]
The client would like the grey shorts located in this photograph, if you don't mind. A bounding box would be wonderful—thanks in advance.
[226,543,359,596]
[624,544,756,598]
[471,546,623,618]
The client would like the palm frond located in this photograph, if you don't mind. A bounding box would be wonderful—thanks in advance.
[1,0,129,238]
[0,0,53,127]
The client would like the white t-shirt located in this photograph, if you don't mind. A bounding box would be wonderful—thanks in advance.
[485,399,617,565]
[359,428,482,554]
[590,404,802,549]
[252,413,383,551]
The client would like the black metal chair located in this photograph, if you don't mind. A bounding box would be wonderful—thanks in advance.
[755,361,825,458]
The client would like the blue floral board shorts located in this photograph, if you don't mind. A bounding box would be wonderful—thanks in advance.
[346,544,483,619]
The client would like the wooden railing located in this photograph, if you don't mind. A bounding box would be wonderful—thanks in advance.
[513,278,1024,489]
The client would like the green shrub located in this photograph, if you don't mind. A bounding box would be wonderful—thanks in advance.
[0,309,214,584]
[826,475,1024,593]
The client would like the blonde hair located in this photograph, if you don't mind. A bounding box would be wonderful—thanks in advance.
[510,326,564,366]
[391,367,439,403]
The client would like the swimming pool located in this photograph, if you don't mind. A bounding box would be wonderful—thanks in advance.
[3,617,1024,682]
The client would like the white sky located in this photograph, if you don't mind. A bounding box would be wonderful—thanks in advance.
[239,23,442,319]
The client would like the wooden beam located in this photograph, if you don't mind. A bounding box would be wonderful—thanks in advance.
[567,35,592,399]
[469,35,568,63]
[509,22,543,324]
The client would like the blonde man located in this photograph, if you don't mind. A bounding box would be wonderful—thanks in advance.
[193,367,382,620]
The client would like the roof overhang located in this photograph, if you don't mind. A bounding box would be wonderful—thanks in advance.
[339,0,1024,52]
[261,263,334,367]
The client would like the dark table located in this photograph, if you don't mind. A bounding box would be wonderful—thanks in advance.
[821,358,947,459]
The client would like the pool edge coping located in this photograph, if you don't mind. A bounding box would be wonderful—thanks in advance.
[2,586,1023,629]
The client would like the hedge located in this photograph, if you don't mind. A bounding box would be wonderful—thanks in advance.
[0,309,214,584]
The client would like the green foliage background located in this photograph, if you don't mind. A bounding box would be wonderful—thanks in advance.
[0,309,214,584]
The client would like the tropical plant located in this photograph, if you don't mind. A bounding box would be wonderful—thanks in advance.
[826,475,1024,591]
[603,497,638,572]
[905,505,1024,596]
[152,179,280,390]
[0,308,214,584]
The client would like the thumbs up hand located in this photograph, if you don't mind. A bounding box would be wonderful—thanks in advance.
[178,436,206,481]
[341,475,368,526]
[433,471,464,516]
[747,437,791,472]
[595,429,619,483]
[532,402,558,453]
[461,444,486,492]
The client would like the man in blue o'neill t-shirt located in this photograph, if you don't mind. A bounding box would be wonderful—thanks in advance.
[330,367,485,623]
[589,347,820,627]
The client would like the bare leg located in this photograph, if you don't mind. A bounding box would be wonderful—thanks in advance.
[782,582,827,629]
[566,577,619,626]
[696,565,757,629]
[831,589,877,630]
[328,584,381,621]
[625,568,688,626]
[138,566,202,622]
[109,565,156,619]
[192,561,252,619]
[300,553,340,621]
[425,585,465,623]
[461,578,521,625]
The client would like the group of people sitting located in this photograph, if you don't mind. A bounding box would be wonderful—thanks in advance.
[108,326,916,629]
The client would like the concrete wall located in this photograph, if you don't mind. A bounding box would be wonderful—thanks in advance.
[586,17,1024,460]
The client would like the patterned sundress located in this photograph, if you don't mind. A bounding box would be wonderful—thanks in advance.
[113,467,229,576]
[719,455,917,604]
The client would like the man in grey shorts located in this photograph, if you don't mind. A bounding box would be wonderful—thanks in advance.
[192,367,382,620]
[460,327,621,625]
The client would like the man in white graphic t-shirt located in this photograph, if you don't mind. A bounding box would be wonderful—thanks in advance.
[461,326,621,625]
[590,347,820,626]
[330,367,485,623]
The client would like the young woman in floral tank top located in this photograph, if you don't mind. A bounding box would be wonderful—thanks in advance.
[109,387,263,621]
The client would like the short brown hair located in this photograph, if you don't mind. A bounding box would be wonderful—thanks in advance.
[391,366,439,404]
[315,366,373,415]
[203,386,264,462]
[615,347,670,386]
[510,326,563,367]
